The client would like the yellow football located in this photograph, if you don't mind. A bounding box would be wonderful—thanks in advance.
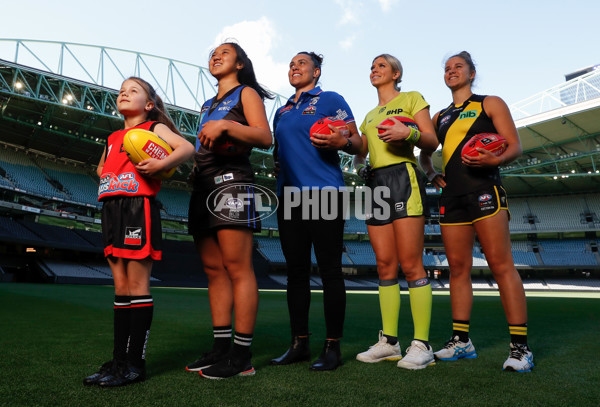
[122,128,176,179]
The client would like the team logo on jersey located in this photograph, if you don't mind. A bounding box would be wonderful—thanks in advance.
[378,107,386,114]
[309,97,320,106]
[124,227,142,246]
[395,202,405,212]
[479,194,492,203]
[439,115,451,128]
[459,110,477,120]
[302,106,316,115]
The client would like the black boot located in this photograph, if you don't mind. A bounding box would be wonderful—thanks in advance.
[309,339,342,371]
[270,336,311,365]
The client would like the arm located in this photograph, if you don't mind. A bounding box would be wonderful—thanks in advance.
[375,107,438,152]
[97,147,106,178]
[462,96,522,168]
[418,111,446,190]
[198,87,272,150]
[135,123,195,177]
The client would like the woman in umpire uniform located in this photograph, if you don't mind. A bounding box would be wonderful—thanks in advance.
[270,51,362,371]
[419,51,533,372]
[353,54,439,370]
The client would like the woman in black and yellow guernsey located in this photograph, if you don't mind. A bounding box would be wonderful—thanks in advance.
[353,54,439,370]
[419,51,533,372]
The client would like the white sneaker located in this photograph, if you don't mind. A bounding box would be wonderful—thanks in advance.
[356,331,402,363]
[503,343,534,372]
[396,340,435,370]
[434,336,477,361]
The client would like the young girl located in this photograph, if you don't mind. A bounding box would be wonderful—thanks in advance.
[185,42,272,379]
[419,51,533,372]
[83,77,194,387]
[353,54,439,370]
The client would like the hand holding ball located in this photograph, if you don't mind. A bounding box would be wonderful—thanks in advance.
[310,117,350,138]
[123,128,175,179]
[461,133,507,158]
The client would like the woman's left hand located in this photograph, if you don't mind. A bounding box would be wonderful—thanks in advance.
[376,117,410,144]
[462,148,503,168]
[310,125,348,150]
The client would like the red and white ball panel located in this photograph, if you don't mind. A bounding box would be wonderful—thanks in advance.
[461,133,507,158]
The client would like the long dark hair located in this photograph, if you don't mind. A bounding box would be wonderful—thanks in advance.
[126,76,182,136]
[211,42,274,101]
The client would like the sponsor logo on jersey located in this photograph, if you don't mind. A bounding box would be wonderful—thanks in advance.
[302,106,316,115]
[214,175,223,184]
[395,202,405,212]
[223,173,234,182]
[218,106,232,112]
[387,108,404,115]
[378,107,386,114]
[124,227,142,246]
[98,172,140,196]
[459,110,477,120]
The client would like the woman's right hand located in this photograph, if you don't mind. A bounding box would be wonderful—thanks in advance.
[429,173,446,191]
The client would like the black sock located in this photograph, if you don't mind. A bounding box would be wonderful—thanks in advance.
[113,295,131,362]
[128,295,153,369]
[232,331,253,361]
[383,334,398,345]
[213,325,232,354]
[452,319,470,343]
[509,323,528,346]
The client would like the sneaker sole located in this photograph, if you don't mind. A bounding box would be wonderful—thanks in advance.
[356,355,402,363]
[199,367,256,380]
[397,360,436,370]
[503,364,534,373]
[434,351,478,361]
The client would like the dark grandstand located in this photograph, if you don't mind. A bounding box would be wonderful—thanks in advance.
[0,40,598,291]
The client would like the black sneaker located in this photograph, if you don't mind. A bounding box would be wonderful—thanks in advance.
[185,349,229,372]
[97,363,146,387]
[82,360,116,386]
[199,357,255,380]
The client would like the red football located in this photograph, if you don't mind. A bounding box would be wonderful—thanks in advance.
[310,117,350,138]
[213,121,250,156]
[461,133,507,158]
[378,116,419,134]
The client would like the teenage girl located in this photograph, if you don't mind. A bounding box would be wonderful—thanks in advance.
[84,76,194,387]
[419,51,533,372]
[353,54,439,370]
[185,42,272,379]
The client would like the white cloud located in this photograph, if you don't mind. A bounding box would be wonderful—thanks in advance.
[335,0,361,26]
[211,17,290,95]
[376,0,397,11]
[339,35,357,50]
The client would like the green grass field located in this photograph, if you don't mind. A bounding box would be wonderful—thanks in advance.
[0,283,598,407]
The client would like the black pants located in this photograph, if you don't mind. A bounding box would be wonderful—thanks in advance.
[277,190,346,339]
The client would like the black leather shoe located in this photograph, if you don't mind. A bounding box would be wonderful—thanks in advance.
[309,340,342,371]
[270,336,311,365]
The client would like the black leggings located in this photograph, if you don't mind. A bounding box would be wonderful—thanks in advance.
[277,191,346,339]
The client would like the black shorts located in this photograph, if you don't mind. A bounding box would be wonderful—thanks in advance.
[365,162,428,226]
[439,185,510,225]
[188,182,262,237]
[101,196,162,260]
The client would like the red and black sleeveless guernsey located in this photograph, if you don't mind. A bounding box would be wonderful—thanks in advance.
[436,94,502,197]
[98,121,162,201]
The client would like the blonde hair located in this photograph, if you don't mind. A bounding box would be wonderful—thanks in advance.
[373,54,403,91]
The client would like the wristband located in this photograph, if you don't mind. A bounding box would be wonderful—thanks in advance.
[406,127,421,144]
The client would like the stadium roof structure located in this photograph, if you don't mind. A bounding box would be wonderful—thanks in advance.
[0,39,599,196]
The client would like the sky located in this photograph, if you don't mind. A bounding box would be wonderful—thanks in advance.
[1,0,598,123]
